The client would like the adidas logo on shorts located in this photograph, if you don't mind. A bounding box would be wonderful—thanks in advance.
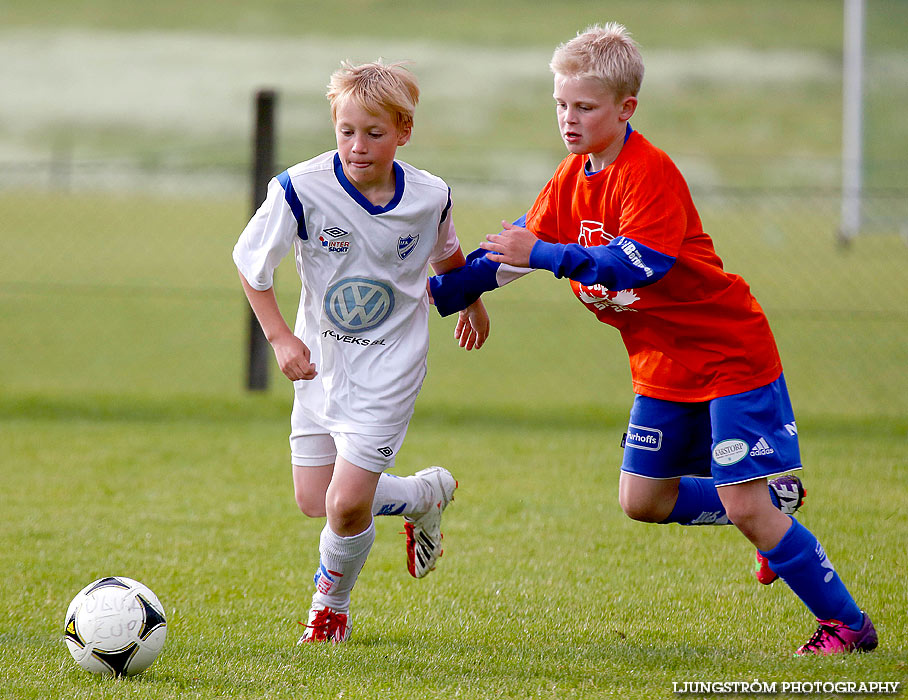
[750,437,775,457]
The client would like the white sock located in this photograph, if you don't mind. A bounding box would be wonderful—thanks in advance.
[371,473,432,517]
[312,521,375,612]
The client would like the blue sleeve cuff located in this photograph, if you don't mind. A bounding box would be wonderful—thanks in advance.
[528,236,675,290]
[528,239,561,273]
[429,247,501,317]
[429,214,530,317]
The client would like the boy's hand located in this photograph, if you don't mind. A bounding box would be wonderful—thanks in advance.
[454,299,490,351]
[271,331,318,381]
[480,220,537,267]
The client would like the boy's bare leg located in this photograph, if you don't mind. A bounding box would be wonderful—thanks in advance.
[300,458,379,644]
[617,472,679,523]
[717,478,790,551]
[292,464,334,518]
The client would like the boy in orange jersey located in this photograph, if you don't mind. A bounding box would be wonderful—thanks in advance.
[429,23,876,655]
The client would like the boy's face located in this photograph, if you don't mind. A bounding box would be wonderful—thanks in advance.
[553,74,637,170]
[334,99,411,191]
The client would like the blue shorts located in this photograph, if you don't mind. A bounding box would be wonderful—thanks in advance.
[620,374,802,486]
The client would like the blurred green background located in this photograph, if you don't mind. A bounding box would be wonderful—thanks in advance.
[1,4,906,698]
[1,0,906,417]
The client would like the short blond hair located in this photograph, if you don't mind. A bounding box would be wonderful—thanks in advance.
[550,23,644,99]
[326,60,420,132]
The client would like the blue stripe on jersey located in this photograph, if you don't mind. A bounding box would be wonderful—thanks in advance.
[276,170,307,240]
[528,235,675,290]
[332,152,405,215]
[441,188,452,224]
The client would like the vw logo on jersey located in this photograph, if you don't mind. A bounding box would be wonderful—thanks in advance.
[397,233,419,260]
[324,278,395,333]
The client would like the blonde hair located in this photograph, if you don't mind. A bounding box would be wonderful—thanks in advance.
[326,60,419,132]
[550,23,644,99]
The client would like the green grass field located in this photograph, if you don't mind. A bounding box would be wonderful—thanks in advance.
[1,395,906,699]
[2,1,907,697]
[1,188,906,698]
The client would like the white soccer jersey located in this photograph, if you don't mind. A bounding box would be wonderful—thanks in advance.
[233,151,460,434]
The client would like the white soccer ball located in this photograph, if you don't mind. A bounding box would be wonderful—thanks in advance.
[63,576,167,677]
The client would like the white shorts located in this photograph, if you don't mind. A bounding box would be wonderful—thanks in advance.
[289,402,409,473]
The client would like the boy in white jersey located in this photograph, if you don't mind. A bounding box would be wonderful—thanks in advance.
[233,60,489,643]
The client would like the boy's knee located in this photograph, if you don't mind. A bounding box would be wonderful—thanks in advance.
[723,501,763,535]
[295,489,326,518]
[618,472,678,523]
[618,492,665,523]
[718,483,771,535]
[325,492,371,530]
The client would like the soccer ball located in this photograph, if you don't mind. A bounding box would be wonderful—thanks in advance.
[63,576,167,676]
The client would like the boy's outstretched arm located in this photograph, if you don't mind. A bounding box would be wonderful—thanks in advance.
[482,221,676,291]
[238,271,318,381]
[431,250,490,351]
[429,217,535,318]
[480,220,539,267]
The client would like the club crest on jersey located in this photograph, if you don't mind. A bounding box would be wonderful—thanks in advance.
[579,219,615,247]
[324,277,395,333]
[397,234,419,260]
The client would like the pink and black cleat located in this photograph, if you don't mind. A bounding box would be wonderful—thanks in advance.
[796,612,878,655]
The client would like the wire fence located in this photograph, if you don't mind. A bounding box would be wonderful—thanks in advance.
[1,160,906,418]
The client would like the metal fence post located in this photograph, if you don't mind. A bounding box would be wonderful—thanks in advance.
[839,0,865,246]
[246,88,277,391]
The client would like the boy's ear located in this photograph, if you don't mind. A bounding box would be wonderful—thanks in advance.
[397,126,412,146]
[620,95,638,121]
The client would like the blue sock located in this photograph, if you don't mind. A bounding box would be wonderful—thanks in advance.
[760,518,863,629]
[661,477,729,526]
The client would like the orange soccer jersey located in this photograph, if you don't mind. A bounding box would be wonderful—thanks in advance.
[525,130,782,402]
